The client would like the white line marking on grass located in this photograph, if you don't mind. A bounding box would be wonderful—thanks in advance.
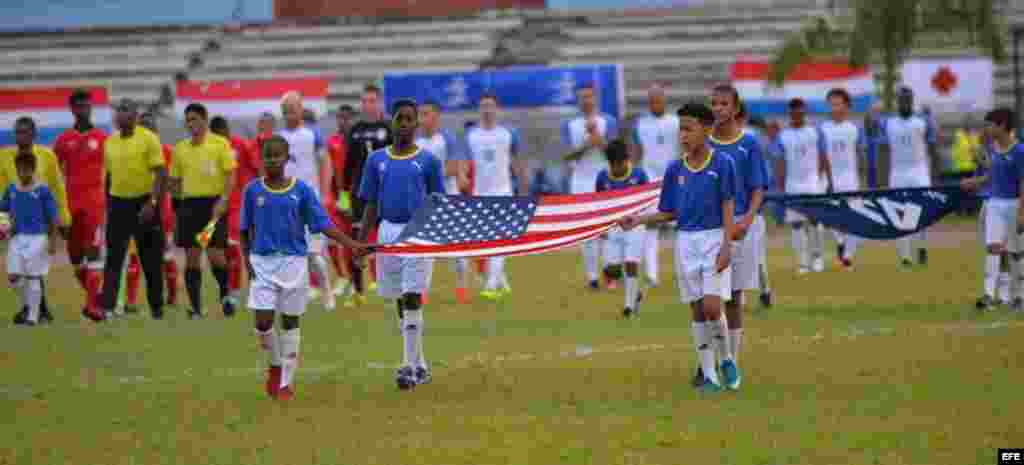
[30,319,1024,390]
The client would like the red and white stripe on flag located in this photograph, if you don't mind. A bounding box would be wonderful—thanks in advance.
[730,58,874,114]
[0,86,111,146]
[374,181,662,259]
[174,77,329,120]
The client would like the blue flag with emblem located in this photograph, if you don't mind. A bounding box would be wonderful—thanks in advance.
[769,186,970,240]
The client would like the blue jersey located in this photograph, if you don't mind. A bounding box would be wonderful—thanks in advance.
[987,141,1024,199]
[240,178,333,257]
[0,183,57,235]
[596,165,650,192]
[658,149,736,232]
[708,132,767,217]
[357,146,445,224]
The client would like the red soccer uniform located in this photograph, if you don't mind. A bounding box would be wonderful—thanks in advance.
[228,135,262,242]
[54,127,107,258]
[160,144,175,233]
[325,133,350,232]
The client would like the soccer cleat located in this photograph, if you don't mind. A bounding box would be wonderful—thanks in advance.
[265,366,282,398]
[840,258,854,270]
[308,287,321,301]
[918,249,928,266]
[622,307,633,319]
[39,307,53,325]
[900,258,914,269]
[22,320,37,327]
[644,276,659,288]
[151,307,164,320]
[975,295,994,311]
[588,280,600,291]
[332,279,352,297]
[276,385,294,401]
[606,279,619,290]
[479,289,500,301]
[81,307,105,323]
[691,367,705,388]
[1013,298,1024,312]
[812,256,825,273]
[455,287,470,304]
[797,266,811,275]
[721,359,741,390]
[187,310,203,320]
[836,243,846,264]
[759,292,773,308]
[396,366,417,390]
[414,366,432,385]
[699,378,724,393]
[222,296,237,318]
[13,307,27,325]
[124,305,139,314]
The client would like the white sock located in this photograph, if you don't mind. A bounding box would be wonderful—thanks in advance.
[624,275,638,309]
[1012,258,1023,302]
[402,309,422,368]
[990,258,1005,299]
[256,327,282,368]
[24,279,41,323]
[709,314,732,363]
[691,321,705,364]
[792,227,809,269]
[812,224,824,258]
[486,257,505,290]
[729,328,743,363]
[279,328,301,388]
[311,255,332,306]
[645,229,658,283]
[416,311,427,370]
[583,240,600,281]
[844,235,859,260]
[698,321,720,385]
[898,237,912,261]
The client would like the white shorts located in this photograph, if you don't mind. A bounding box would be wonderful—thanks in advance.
[7,234,49,277]
[604,226,646,264]
[890,171,930,188]
[984,197,1020,252]
[376,220,434,299]
[674,229,732,304]
[732,215,764,291]
[247,254,310,316]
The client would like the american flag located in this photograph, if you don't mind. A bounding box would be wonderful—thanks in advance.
[374,181,662,258]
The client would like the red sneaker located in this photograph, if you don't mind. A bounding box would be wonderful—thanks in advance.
[606,279,619,290]
[455,287,470,304]
[276,385,294,401]
[265,366,281,398]
[81,307,104,322]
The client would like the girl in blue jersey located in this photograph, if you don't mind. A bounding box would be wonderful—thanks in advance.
[620,102,737,393]
[240,135,369,401]
[596,139,650,319]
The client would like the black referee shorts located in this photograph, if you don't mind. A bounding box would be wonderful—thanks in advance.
[175,196,228,249]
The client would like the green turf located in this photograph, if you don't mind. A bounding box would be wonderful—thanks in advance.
[0,223,1021,465]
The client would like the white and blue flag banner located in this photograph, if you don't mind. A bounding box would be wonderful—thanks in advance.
[770,186,969,240]
[381,64,625,118]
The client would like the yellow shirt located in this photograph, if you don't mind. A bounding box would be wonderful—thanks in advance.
[171,133,237,198]
[0,145,71,226]
[951,129,979,173]
[104,126,165,198]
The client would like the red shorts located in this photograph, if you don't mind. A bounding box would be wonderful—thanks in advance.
[227,207,241,245]
[68,206,104,258]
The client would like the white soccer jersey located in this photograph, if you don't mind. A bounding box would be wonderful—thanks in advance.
[562,113,618,193]
[817,120,864,192]
[416,128,460,194]
[882,114,935,186]
[778,126,822,194]
[278,125,322,197]
[632,112,680,181]
[464,124,520,196]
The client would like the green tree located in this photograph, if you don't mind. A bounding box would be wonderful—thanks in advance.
[770,0,1007,111]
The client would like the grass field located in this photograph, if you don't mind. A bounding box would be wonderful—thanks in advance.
[1,221,1022,465]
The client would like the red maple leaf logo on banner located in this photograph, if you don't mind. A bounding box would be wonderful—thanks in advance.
[931,67,958,95]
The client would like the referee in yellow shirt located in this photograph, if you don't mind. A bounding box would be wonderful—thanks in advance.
[1,116,71,325]
[171,103,237,319]
[101,98,168,320]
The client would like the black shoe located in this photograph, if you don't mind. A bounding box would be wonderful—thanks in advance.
[187,310,202,320]
[39,307,53,324]
[760,292,773,308]
[691,367,705,388]
[396,366,416,390]
[12,307,27,325]
[588,280,600,291]
[836,243,846,263]
[414,366,432,385]
[976,295,993,310]
[151,307,165,320]
[918,249,928,266]
[222,300,236,318]
[622,307,634,319]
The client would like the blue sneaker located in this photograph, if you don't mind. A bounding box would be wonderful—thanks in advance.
[721,359,741,390]
[396,366,416,390]
[699,378,723,393]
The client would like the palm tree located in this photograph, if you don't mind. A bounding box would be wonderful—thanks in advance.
[770,0,1007,111]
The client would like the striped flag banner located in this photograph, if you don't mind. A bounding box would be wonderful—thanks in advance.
[175,77,329,120]
[730,59,874,116]
[373,182,661,258]
[0,86,112,147]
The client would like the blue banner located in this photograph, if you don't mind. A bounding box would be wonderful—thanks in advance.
[382,64,624,118]
[769,186,969,240]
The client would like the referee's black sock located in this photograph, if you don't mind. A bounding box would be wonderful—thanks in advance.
[185,268,202,314]
[211,266,229,300]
